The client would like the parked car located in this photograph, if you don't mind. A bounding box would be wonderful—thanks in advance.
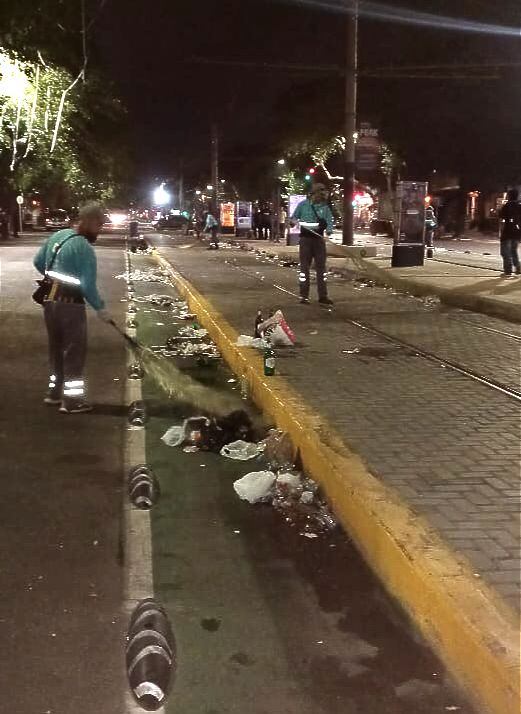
[369,218,394,238]
[153,214,188,231]
[45,209,71,231]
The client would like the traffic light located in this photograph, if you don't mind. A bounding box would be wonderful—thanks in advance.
[309,167,316,174]
[305,167,315,182]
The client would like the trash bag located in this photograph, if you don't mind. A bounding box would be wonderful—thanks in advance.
[220,440,264,461]
[199,410,254,452]
[275,471,302,496]
[260,430,295,469]
[257,310,296,346]
[236,335,268,349]
[233,471,276,503]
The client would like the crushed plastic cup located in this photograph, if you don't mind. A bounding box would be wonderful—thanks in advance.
[220,440,264,461]
[161,425,185,447]
[233,471,276,504]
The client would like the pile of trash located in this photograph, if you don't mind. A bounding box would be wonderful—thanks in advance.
[133,294,197,321]
[162,410,255,452]
[160,341,221,359]
[177,325,208,339]
[237,308,296,348]
[115,269,170,284]
[162,419,337,535]
[233,468,337,536]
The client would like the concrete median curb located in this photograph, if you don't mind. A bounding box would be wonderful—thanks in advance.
[355,257,521,324]
[154,249,519,714]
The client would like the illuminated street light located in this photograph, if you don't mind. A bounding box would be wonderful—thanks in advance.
[220,179,226,184]
[206,184,213,190]
[195,189,202,195]
[153,182,170,206]
[277,159,285,165]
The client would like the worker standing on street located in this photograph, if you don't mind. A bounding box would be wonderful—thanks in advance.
[499,188,521,278]
[33,203,113,413]
[204,210,219,249]
[291,183,334,305]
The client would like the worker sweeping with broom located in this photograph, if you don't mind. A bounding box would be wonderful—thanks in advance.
[33,203,113,414]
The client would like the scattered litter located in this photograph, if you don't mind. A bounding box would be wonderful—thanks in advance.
[260,430,295,470]
[257,309,296,346]
[227,378,237,383]
[300,491,314,504]
[161,425,185,447]
[303,532,319,539]
[445,707,461,712]
[236,335,268,349]
[178,326,208,339]
[233,471,276,503]
[183,445,199,453]
[115,269,170,284]
[422,295,441,307]
[220,440,264,461]
[233,530,241,534]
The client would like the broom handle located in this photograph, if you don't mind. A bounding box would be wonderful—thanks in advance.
[109,319,140,349]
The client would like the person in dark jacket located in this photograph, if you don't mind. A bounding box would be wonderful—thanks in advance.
[499,188,521,278]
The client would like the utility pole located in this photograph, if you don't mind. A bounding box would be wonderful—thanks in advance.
[178,159,184,211]
[342,0,358,246]
[211,124,219,216]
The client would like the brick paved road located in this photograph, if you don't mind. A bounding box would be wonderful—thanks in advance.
[150,236,520,613]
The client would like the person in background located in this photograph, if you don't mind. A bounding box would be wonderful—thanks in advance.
[425,205,438,259]
[0,208,9,240]
[33,202,113,413]
[204,210,219,249]
[291,183,334,305]
[278,205,287,243]
[499,188,521,278]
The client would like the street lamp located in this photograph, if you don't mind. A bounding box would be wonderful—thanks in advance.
[195,190,202,195]
[277,159,285,165]
[153,182,170,206]
[206,184,213,191]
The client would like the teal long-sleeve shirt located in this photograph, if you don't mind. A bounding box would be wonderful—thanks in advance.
[33,229,105,311]
[291,200,334,236]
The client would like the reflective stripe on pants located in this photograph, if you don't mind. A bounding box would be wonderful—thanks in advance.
[43,301,87,397]
[298,234,328,300]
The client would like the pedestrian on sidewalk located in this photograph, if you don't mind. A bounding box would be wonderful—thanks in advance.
[499,188,521,278]
[291,183,335,305]
[0,208,9,240]
[204,210,219,249]
[278,205,287,243]
[425,205,438,258]
[33,203,113,414]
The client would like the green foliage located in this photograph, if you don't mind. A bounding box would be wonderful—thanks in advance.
[0,45,132,206]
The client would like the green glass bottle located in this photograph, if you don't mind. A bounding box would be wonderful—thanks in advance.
[263,343,275,376]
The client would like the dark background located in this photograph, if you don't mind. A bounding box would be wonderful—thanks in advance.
[95,0,521,190]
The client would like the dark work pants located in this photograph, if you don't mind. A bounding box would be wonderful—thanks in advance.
[210,226,219,247]
[298,234,328,299]
[500,238,520,275]
[43,301,87,397]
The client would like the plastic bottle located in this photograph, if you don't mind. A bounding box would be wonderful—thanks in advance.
[254,310,263,338]
[263,342,275,376]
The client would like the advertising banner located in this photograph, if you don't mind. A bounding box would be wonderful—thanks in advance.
[220,202,235,233]
[236,201,252,234]
[395,181,428,244]
[356,122,380,172]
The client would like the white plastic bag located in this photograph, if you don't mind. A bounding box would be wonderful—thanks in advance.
[220,440,264,461]
[233,471,276,503]
[236,335,268,349]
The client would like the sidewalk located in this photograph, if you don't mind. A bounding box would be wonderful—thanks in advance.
[148,234,520,714]
[234,239,521,323]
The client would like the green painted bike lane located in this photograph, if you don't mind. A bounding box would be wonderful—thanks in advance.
[130,252,477,714]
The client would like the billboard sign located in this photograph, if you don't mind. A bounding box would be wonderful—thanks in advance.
[356,122,380,172]
[395,181,428,244]
[220,202,235,231]
[236,201,252,232]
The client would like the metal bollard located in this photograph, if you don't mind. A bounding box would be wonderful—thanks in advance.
[128,400,148,426]
[128,464,160,509]
[126,598,176,710]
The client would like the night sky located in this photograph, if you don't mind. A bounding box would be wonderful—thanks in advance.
[95,0,521,191]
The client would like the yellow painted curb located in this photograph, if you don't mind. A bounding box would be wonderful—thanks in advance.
[154,250,520,714]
